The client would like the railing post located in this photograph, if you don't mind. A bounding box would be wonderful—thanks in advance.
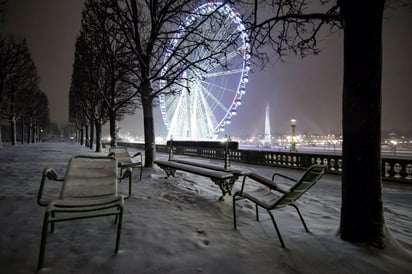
[224,135,231,170]
[168,138,173,161]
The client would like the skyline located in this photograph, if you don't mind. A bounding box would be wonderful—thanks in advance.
[2,0,412,137]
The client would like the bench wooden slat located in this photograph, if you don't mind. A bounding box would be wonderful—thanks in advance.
[172,159,249,176]
[166,140,238,150]
[154,160,233,179]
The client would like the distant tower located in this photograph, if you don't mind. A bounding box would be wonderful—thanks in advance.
[264,104,271,146]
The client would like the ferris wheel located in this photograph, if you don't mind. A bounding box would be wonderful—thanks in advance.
[159,2,250,140]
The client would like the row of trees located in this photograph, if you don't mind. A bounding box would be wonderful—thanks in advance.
[70,0,411,249]
[0,35,50,147]
[0,0,50,147]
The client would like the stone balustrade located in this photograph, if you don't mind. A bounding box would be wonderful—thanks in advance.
[118,142,412,183]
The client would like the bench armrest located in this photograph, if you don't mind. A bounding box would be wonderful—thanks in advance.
[37,168,64,207]
[119,167,133,199]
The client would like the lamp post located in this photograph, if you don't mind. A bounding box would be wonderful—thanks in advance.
[290,119,297,152]
[390,140,398,156]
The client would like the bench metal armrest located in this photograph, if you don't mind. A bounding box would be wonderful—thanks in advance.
[119,167,133,199]
[37,168,64,207]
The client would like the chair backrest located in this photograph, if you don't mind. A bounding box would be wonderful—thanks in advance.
[109,147,132,164]
[60,156,118,199]
[274,165,327,208]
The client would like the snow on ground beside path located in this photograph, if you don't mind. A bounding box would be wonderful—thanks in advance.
[0,142,411,273]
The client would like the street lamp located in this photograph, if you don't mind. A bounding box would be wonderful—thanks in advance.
[390,140,398,156]
[290,119,297,152]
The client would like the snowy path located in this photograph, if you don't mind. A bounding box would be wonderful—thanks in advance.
[0,142,411,273]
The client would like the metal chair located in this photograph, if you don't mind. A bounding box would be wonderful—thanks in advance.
[109,146,143,180]
[36,155,132,270]
[233,164,327,248]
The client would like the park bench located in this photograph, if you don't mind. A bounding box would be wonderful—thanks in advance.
[154,139,248,200]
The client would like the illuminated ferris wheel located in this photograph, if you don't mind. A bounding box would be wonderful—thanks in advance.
[159,2,250,140]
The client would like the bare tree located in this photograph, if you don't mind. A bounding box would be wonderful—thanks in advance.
[239,0,409,247]
[23,89,49,143]
[0,36,40,146]
[100,0,246,167]
[69,31,109,152]
[337,0,387,248]
[69,82,87,146]
[80,0,139,147]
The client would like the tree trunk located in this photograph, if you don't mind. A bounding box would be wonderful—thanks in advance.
[109,108,117,147]
[338,0,386,247]
[89,120,94,149]
[80,127,84,146]
[0,121,3,148]
[142,90,155,168]
[0,81,3,148]
[20,119,24,144]
[27,119,31,143]
[95,119,102,152]
[38,127,43,142]
[31,121,36,143]
[85,124,89,147]
[10,115,16,146]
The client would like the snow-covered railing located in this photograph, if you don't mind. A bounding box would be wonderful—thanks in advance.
[117,142,412,183]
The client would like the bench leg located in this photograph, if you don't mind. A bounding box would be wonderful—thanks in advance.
[160,167,176,178]
[213,178,235,201]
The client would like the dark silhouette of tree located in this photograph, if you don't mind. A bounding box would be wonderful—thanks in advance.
[100,0,245,167]
[0,0,7,24]
[23,89,49,143]
[69,31,108,152]
[338,0,387,247]
[8,54,39,145]
[69,82,88,146]
[80,0,138,147]
[70,0,139,151]
[241,0,409,248]
[0,35,42,146]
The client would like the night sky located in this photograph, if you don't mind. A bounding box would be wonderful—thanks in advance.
[3,0,412,137]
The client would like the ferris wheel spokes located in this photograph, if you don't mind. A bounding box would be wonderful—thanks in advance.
[198,84,230,114]
[160,2,250,140]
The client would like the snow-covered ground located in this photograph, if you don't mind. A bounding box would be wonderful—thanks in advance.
[0,142,411,273]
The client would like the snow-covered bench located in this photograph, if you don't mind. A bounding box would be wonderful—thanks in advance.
[154,140,247,200]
